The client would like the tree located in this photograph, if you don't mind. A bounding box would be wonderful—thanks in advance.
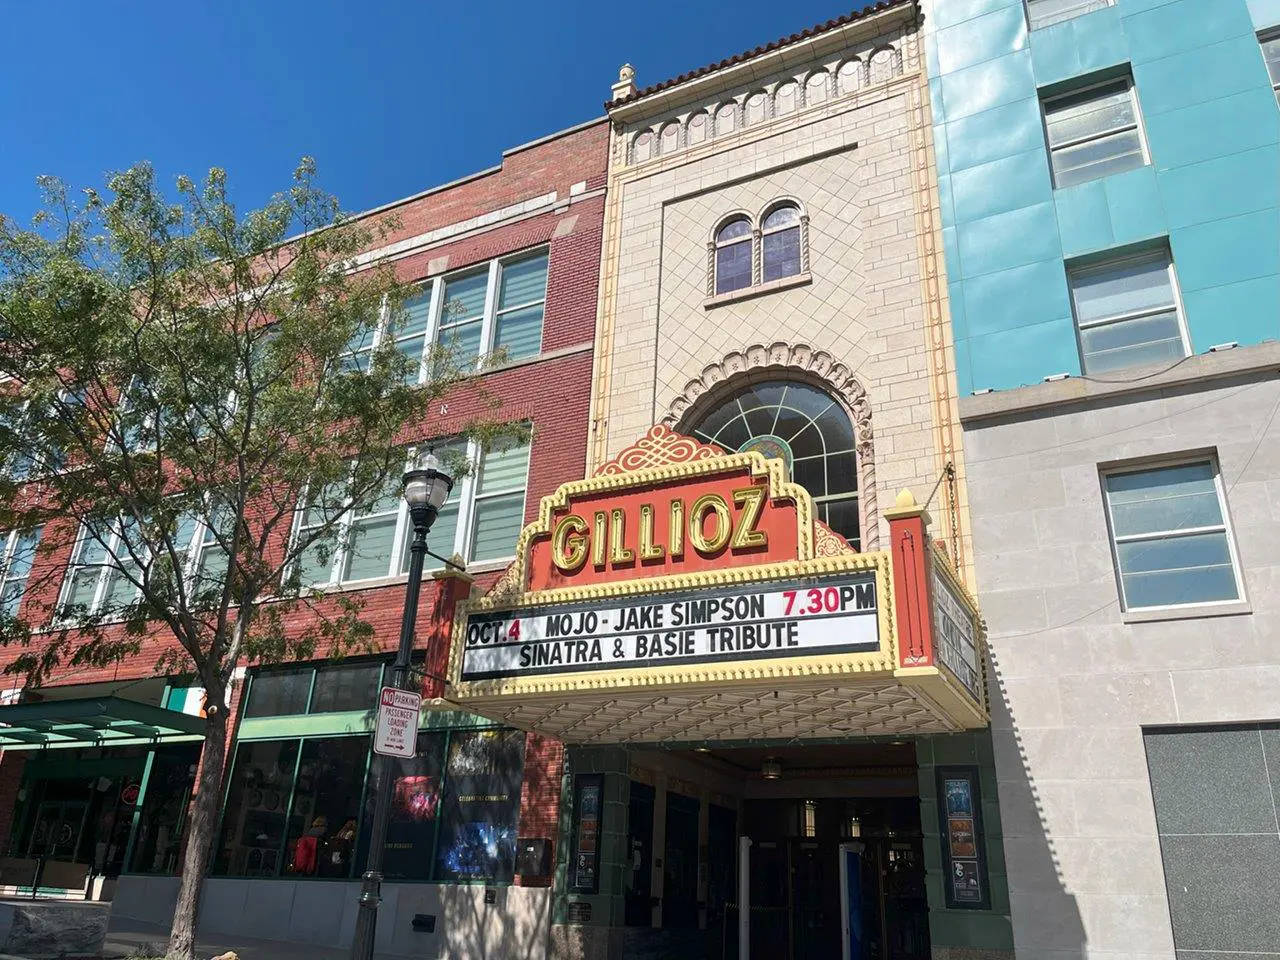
[0,161,518,959]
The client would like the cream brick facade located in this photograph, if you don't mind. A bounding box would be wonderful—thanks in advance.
[591,0,972,574]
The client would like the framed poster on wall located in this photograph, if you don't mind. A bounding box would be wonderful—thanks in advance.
[935,765,991,910]
[570,773,604,894]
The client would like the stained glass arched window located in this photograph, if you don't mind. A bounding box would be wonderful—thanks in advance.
[686,380,861,548]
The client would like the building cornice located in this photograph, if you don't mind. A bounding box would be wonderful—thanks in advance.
[959,341,1280,423]
[605,0,916,125]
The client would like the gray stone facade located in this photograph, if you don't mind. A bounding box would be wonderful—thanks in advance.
[961,344,1280,959]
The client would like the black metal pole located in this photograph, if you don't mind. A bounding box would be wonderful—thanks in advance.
[350,521,428,960]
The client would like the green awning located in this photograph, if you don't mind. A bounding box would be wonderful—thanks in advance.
[0,696,205,751]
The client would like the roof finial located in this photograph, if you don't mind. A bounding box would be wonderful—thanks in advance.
[611,63,637,102]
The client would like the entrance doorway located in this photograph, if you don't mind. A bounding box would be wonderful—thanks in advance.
[623,740,930,960]
[744,797,929,960]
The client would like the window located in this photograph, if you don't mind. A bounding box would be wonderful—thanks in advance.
[1103,460,1242,610]
[61,507,230,618]
[714,218,753,295]
[1026,0,1112,31]
[1262,31,1280,103]
[435,729,526,881]
[340,249,549,384]
[437,270,487,370]
[1069,249,1187,373]
[493,253,549,362]
[686,380,861,549]
[60,517,145,617]
[709,202,809,299]
[213,706,525,882]
[294,436,531,588]
[1043,77,1147,188]
[762,204,803,282]
[244,661,384,719]
[0,528,40,617]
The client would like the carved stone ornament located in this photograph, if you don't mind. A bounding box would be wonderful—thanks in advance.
[661,342,879,550]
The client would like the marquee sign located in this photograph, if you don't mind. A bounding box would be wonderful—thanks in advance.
[461,571,878,681]
[444,426,988,741]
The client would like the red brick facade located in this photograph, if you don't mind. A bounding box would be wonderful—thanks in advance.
[0,120,608,879]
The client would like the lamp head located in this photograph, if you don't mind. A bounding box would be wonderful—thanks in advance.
[403,453,454,532]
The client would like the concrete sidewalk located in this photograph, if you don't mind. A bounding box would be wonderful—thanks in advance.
[104,917,417,960]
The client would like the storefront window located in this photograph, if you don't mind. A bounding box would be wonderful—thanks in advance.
[357,731,448,881]
[243,660,387,718]
[128,743,201,874]
[214,740,299,876]
[283,737,370,878]
[309,662,382,715]
[244,668,311,718]
[214,726,524,882]
[435,729,526,882]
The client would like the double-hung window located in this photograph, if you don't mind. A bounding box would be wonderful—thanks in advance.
[1262,31,1280,103]
[0,528,41,617]
[294,436,531,588]
[1025,0,1112,31]
[1103,460,1242,610]
[340,250,549,385]
[1043,77,1147,188]
[61,517,146,617]
[1069,248,1188,373]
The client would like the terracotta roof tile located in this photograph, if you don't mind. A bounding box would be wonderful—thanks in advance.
[606,0,913,109]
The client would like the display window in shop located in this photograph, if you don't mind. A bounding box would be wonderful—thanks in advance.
[214,660,526,883]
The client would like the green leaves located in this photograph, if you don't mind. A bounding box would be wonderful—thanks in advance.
[0,160,516,689]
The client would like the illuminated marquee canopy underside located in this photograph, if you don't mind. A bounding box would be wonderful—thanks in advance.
[455,677,974,745]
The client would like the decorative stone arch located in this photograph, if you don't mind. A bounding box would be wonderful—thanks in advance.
[773,78,800,116]
[837,56,866,94]
[661,341,879,550]
[658,120,682,155]
[803,68,832,106]
[714,99,740,136]
[869,44,901,84]
[744,89,770,125]
[630,129,655,164]
[685,109,710,147]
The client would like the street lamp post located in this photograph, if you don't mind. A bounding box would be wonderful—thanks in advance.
[349,455,454,960]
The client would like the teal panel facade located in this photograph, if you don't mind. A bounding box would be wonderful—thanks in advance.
[923,0,1280,392]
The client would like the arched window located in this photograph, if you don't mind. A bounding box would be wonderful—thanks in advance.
[762,203,803,282]
[713,217,753,295]
[686,380,861,548]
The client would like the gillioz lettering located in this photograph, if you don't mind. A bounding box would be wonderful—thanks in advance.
[550,485,770,574]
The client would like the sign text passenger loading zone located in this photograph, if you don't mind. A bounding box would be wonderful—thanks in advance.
[461,572,879,681]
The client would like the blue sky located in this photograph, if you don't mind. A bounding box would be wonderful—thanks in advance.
[0,0,855,225]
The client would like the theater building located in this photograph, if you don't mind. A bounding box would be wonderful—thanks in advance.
[922,0,1280,956]
[427,3,1012,957]
[0,118,610,957]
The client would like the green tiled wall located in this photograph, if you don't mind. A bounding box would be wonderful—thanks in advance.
[923,0,1280,393]
[917,731,1015,952]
